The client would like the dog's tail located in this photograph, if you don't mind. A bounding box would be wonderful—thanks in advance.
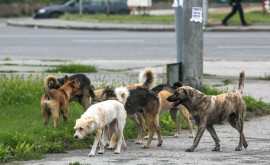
[44,75,59,98]
[139,67,156,88]
[115,87,130,105]
[237,71,245,94]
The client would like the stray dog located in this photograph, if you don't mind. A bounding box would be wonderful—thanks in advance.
[148,82,194,138]
[44,74,91,111]
[41,75,80,128]
[74,87,128,156]
[99,67,156,147]
[101,86,163,149]
[167,71,248,152]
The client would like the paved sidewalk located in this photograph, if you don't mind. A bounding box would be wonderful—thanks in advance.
[9,115,270,165]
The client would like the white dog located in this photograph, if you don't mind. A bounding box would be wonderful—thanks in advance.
[74,87,129,157]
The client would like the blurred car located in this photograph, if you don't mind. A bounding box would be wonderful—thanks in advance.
[34,0,130,19]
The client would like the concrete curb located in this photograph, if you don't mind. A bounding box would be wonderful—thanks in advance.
[7,18,270,32]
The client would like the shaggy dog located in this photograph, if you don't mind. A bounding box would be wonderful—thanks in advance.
[40,75,80,128]
[145,82,194,139]
[74,87,128,156]
[167,71,248,152]
[101,86,163,149]
[44,74,91,111]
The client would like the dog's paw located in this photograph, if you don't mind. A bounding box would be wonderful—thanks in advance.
[144,135,149,139]
[141,145,149,149]
[174,133,180,138]
[153,136,158,140]
[243,142,248,148]
[114,151,120,154]
[88,153,95,157]
[98,151,104,154]
[107,146,116,150]
[189,134,194,138]
[185,148,194,152]
[135,140,143,144]
[235,147,242,151]
[212,147,220,151]
[157,143,162,147]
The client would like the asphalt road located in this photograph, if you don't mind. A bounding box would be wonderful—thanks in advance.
[0,24,270,61]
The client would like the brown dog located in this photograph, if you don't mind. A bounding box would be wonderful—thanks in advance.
[148,82,194,139]
[167,71,248,152]
[40,75,80,128]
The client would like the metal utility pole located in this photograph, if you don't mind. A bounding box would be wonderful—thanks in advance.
[79,0,83,16]
[203,0,208,26]
[174,0,183,63]
[182,0,203,90]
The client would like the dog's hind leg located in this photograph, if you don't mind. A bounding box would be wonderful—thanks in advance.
[228,108,247,151]
[80,94,90,111]
[206,125,220,151]
[107,133,117,150]
[169,107,181,138]
[115,121,125,154]
[130,114,145,144]
[89,128,102,157]
[179,105,194,138]
[51,105,59,128]
[153,118,163,147]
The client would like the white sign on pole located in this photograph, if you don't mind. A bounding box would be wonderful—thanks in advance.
[190,7,202,23]
[172,0,183,8]
[128,0,152,7]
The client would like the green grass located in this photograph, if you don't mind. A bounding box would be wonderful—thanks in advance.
[257,73,270,80]
[209,11,270,24]
[61,13,175,23]
[0,75,269,162]
[61,11,270,24]
[45,64,97,73]
[222,79,232,85]
[101,68,132,72]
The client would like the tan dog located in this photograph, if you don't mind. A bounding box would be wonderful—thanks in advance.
[167,71,248,152]
[41,75,80,128]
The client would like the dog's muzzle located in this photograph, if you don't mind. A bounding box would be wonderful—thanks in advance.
[74,135,79,139]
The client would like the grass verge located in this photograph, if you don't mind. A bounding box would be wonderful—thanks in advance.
[257,73,270,80]
[45,64,97,73]
[0,74,269,162]
[61,11,270,24]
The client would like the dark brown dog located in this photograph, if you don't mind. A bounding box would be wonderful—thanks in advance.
[101,87,163,149]
[41,75,80,128]
[167,71,248,152]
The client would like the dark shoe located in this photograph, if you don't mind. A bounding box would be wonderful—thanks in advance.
[242,23,250,27]
[222,21,228,26]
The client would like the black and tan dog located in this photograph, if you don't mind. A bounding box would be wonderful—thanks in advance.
[101,86,163,149]
[41,75,80,128]
[150,82,194,138]
[44,74,91,111]
[167,71,248,152]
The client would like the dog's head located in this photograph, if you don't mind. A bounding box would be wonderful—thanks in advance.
[74,116,95,140]
[100,86,117,102]
[61,75,81,95]
[167,86,195,107]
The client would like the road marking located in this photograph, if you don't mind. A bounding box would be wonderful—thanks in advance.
[217,46,270,49]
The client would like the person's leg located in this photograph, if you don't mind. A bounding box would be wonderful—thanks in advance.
[237,3,247,25]
[222,5,237,25]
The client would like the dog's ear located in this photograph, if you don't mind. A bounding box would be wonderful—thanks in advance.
[64,75,70,83]
[71,78,80,87]
[183,87,194,100]
[84,116,95,127]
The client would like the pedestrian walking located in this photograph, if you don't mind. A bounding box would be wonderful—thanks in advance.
[222,0,249,26]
